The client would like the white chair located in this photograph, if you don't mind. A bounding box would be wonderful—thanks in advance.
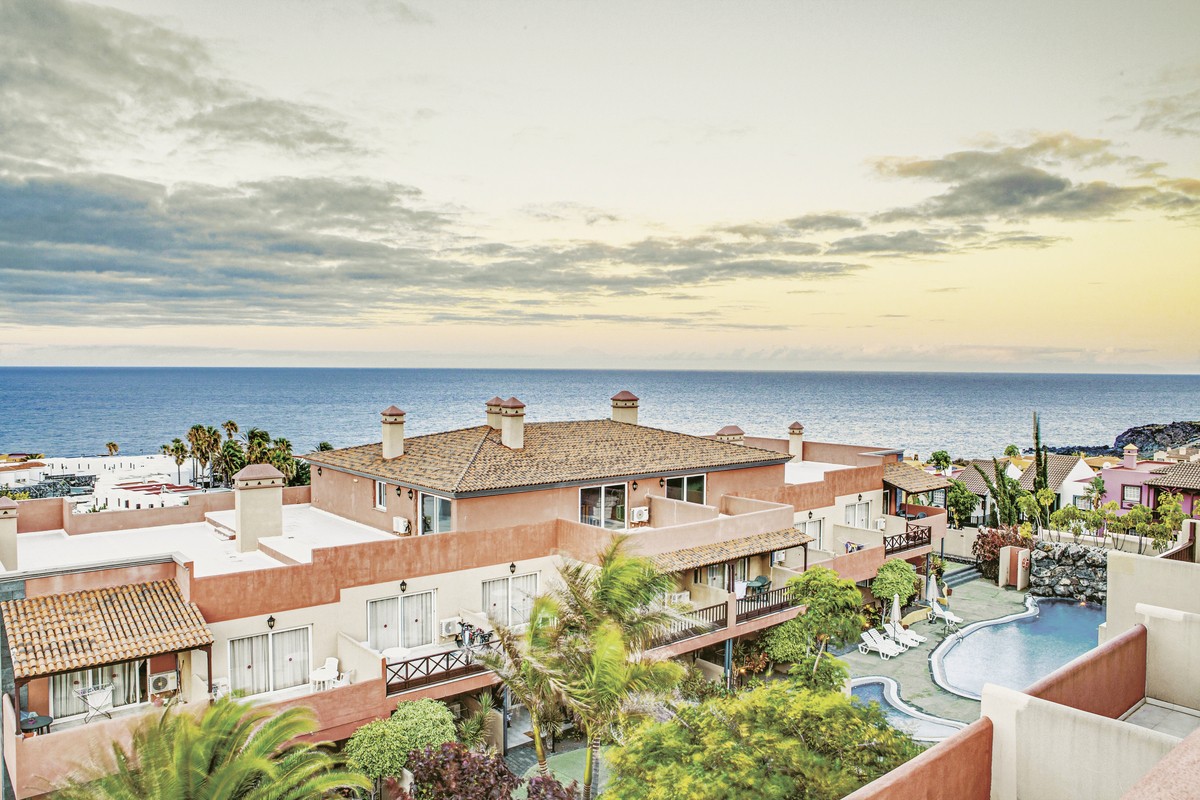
[858,630,904,660]
[77,684,114,723]
[211,678,231,701]
[309,657,339,691]
[884,622,924,648]
[927,601,964,630]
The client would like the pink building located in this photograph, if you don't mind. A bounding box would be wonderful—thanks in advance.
[1093,445,1175,513]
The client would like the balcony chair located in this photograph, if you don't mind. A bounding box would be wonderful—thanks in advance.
[745,575,771,595]
[309,657,340,691]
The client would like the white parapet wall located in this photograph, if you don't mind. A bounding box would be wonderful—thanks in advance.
[1104,552,1200,643]
[982,684,1181,800]
[1137,603,1200,711]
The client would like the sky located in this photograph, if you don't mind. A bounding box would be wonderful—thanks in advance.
[1,0,1198,372]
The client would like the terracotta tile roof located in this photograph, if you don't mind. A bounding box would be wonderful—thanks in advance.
[884,462,952,494]
[611,390,639,401]
[303,420,791,495]
[0,580,212,680]
[953,460,1006,496]
[715,425,744,436]
[648,527,813,574]
[1146,462,1200,492]
[1019,454,1088,492]
[0,461,45,473]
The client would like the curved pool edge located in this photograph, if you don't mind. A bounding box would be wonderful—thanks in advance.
[928,594,1041,701]
[849,675,968,741]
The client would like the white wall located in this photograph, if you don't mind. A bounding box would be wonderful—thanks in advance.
[1103,552,1200,643]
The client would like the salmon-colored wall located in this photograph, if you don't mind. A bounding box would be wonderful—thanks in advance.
[311,468,417,532]
[706,465,785,498]
[802,441,896,467]
[826,546,886,584]
[742,436,789,454]
[734,465,883,512]
[24,562,178,598]
[13,498,63,534]
[457,486,579,532]
[842,717,993,800]
[189,520,561,622]
[1025,623,1147,719]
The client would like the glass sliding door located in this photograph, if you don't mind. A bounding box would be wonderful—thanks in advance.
[401,591,435,648]
[580,484,627,530]
[420,494,452,534]
[665,475,706,504]
[368,597,401,651]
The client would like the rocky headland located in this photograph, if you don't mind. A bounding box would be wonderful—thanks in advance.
[1043,420,1200,457]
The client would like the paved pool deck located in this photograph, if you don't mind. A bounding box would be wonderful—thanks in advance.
[840,578,1028,723]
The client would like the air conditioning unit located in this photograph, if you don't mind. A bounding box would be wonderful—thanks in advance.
[667,591,691,605]
[630,506,650,523]
[439,616,462,638]
[875,518,887,531]
[393,517,411,535]
[150,671,178,693]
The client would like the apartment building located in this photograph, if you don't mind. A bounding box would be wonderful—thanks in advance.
[0,392,945,799]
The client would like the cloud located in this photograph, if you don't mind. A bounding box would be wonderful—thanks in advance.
[521,202,621,226]
[0,0,359,166]
[783,214,864,232]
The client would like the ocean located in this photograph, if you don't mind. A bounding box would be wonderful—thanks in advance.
[1,367,1197,460]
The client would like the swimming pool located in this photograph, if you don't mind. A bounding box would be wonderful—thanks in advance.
[850,677,966,741]
[931,597,1105,700]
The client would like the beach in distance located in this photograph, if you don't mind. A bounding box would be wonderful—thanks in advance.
[1,367,1197,460]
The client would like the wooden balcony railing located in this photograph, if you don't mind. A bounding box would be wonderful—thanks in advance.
[884,523,932,555]
[1160,538,1194,562]
[385,641,499,695]
[736,587,797,623]
[652,602,729,648]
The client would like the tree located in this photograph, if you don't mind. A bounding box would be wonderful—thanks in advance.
[454,691,497,754]
[163,438,188,484]
[928,450,951,471]
[398,742,521,800]
[1032,412,1049,494]
[1004,444,1021,458]
[344,699,457,793]
[57,698,368,800]
[316,441,335,451]
[1083,475,1106,511]
[974,459,1021,527]
[222,420,239,441]
[1114,492,1186,554]
[560,621,683,800]
[105,441,119,457]
[606,682,921,800]
[761,567,863,682]
[946,479,978,529]
[871,558,919,608]
[971,526,1027,581]
[476,596,567,778]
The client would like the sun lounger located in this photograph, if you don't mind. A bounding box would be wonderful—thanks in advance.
[927,601,963,630]
[857,629,904,660]
[884,621,925,648]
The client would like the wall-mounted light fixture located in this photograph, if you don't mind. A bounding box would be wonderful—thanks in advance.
[399,580,408,593]
[659,478,665,488]
[509,562,517,574]
[858,494,863,502]
[267,615,276,630]
[631,481,638,492]
[396,485,403,497]
[808,511,813,519]
[408,489,415,500]
[316,466,322,476]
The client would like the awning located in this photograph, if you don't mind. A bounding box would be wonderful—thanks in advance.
[0,580,213,681]
[648,527,813,574]
[884,462,952,494]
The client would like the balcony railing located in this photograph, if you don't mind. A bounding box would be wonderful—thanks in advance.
[884,523,932,555]
[1160,538,1194,562]
[652,602,729,648]
[736,587,797,623]
[385,641,499,695]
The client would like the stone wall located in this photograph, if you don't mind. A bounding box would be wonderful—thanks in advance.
[1029,541,1107,602]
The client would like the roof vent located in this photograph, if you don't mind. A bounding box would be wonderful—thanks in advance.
[611,391,639,425]
[500,397,526,449]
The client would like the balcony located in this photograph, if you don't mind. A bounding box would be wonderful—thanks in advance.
[735,586,799,623]
[884,522,933,555]
[653,602,729,648]
[385,642,498,695]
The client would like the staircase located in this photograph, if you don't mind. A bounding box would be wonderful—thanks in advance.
[942,563,982,589]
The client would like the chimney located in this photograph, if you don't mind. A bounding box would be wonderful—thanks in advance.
[485,397,504,429]
[233,463,285,553]
[381,406,406,459]
[788,421,805,461]
[500,397,526,449]
[0,497,17,571]
[715,425,745,445]
[1123,443,1138,470]
[611,391,639,425]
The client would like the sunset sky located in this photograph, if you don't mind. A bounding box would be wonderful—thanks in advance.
[1,0,1198,371]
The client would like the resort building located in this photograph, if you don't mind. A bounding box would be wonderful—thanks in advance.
[0,392,945,799]
[1092,445,1177,513]
[845,524,1200,800]
[951,458,1023,526]
[1016,453,1095,511]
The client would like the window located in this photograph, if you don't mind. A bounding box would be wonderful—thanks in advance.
[1122,485,1140,505]
[420,494,452,534]
[229,626,311,697]
[482,573,539,627]
[580,484,627,530]
[1074,496,1091,510]
[51,661,147,719]
[929,488,947,508]
[375,480,388,511]
[367,591,436,651]
[800,518,825,550]
[706,563,725,588]
[844,501,870,529]
[664,475,705,504]
[734,557,750,582]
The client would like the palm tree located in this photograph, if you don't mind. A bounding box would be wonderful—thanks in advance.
[57,698,369,799]
[561,621,683,800]
[1084,475,1106,511]
[105,442,119,457]
[244,428,271,464]
[476,595,569,777]
[187,424,207,485]
[269,438,296,482]
[222,420,239,441]
[166,439,188,485]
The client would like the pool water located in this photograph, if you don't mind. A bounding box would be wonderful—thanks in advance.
[937,598,1105,699]
[851,681,964,741]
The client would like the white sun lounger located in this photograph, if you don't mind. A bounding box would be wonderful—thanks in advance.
[858,629,904,660]
[927,602,963,630]
[884,621,925,648]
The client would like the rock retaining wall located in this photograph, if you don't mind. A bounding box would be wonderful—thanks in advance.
[1029,541,1107,603]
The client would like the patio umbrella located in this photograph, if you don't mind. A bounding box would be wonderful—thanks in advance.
[926,574,939,605]
[891,594,903,629]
